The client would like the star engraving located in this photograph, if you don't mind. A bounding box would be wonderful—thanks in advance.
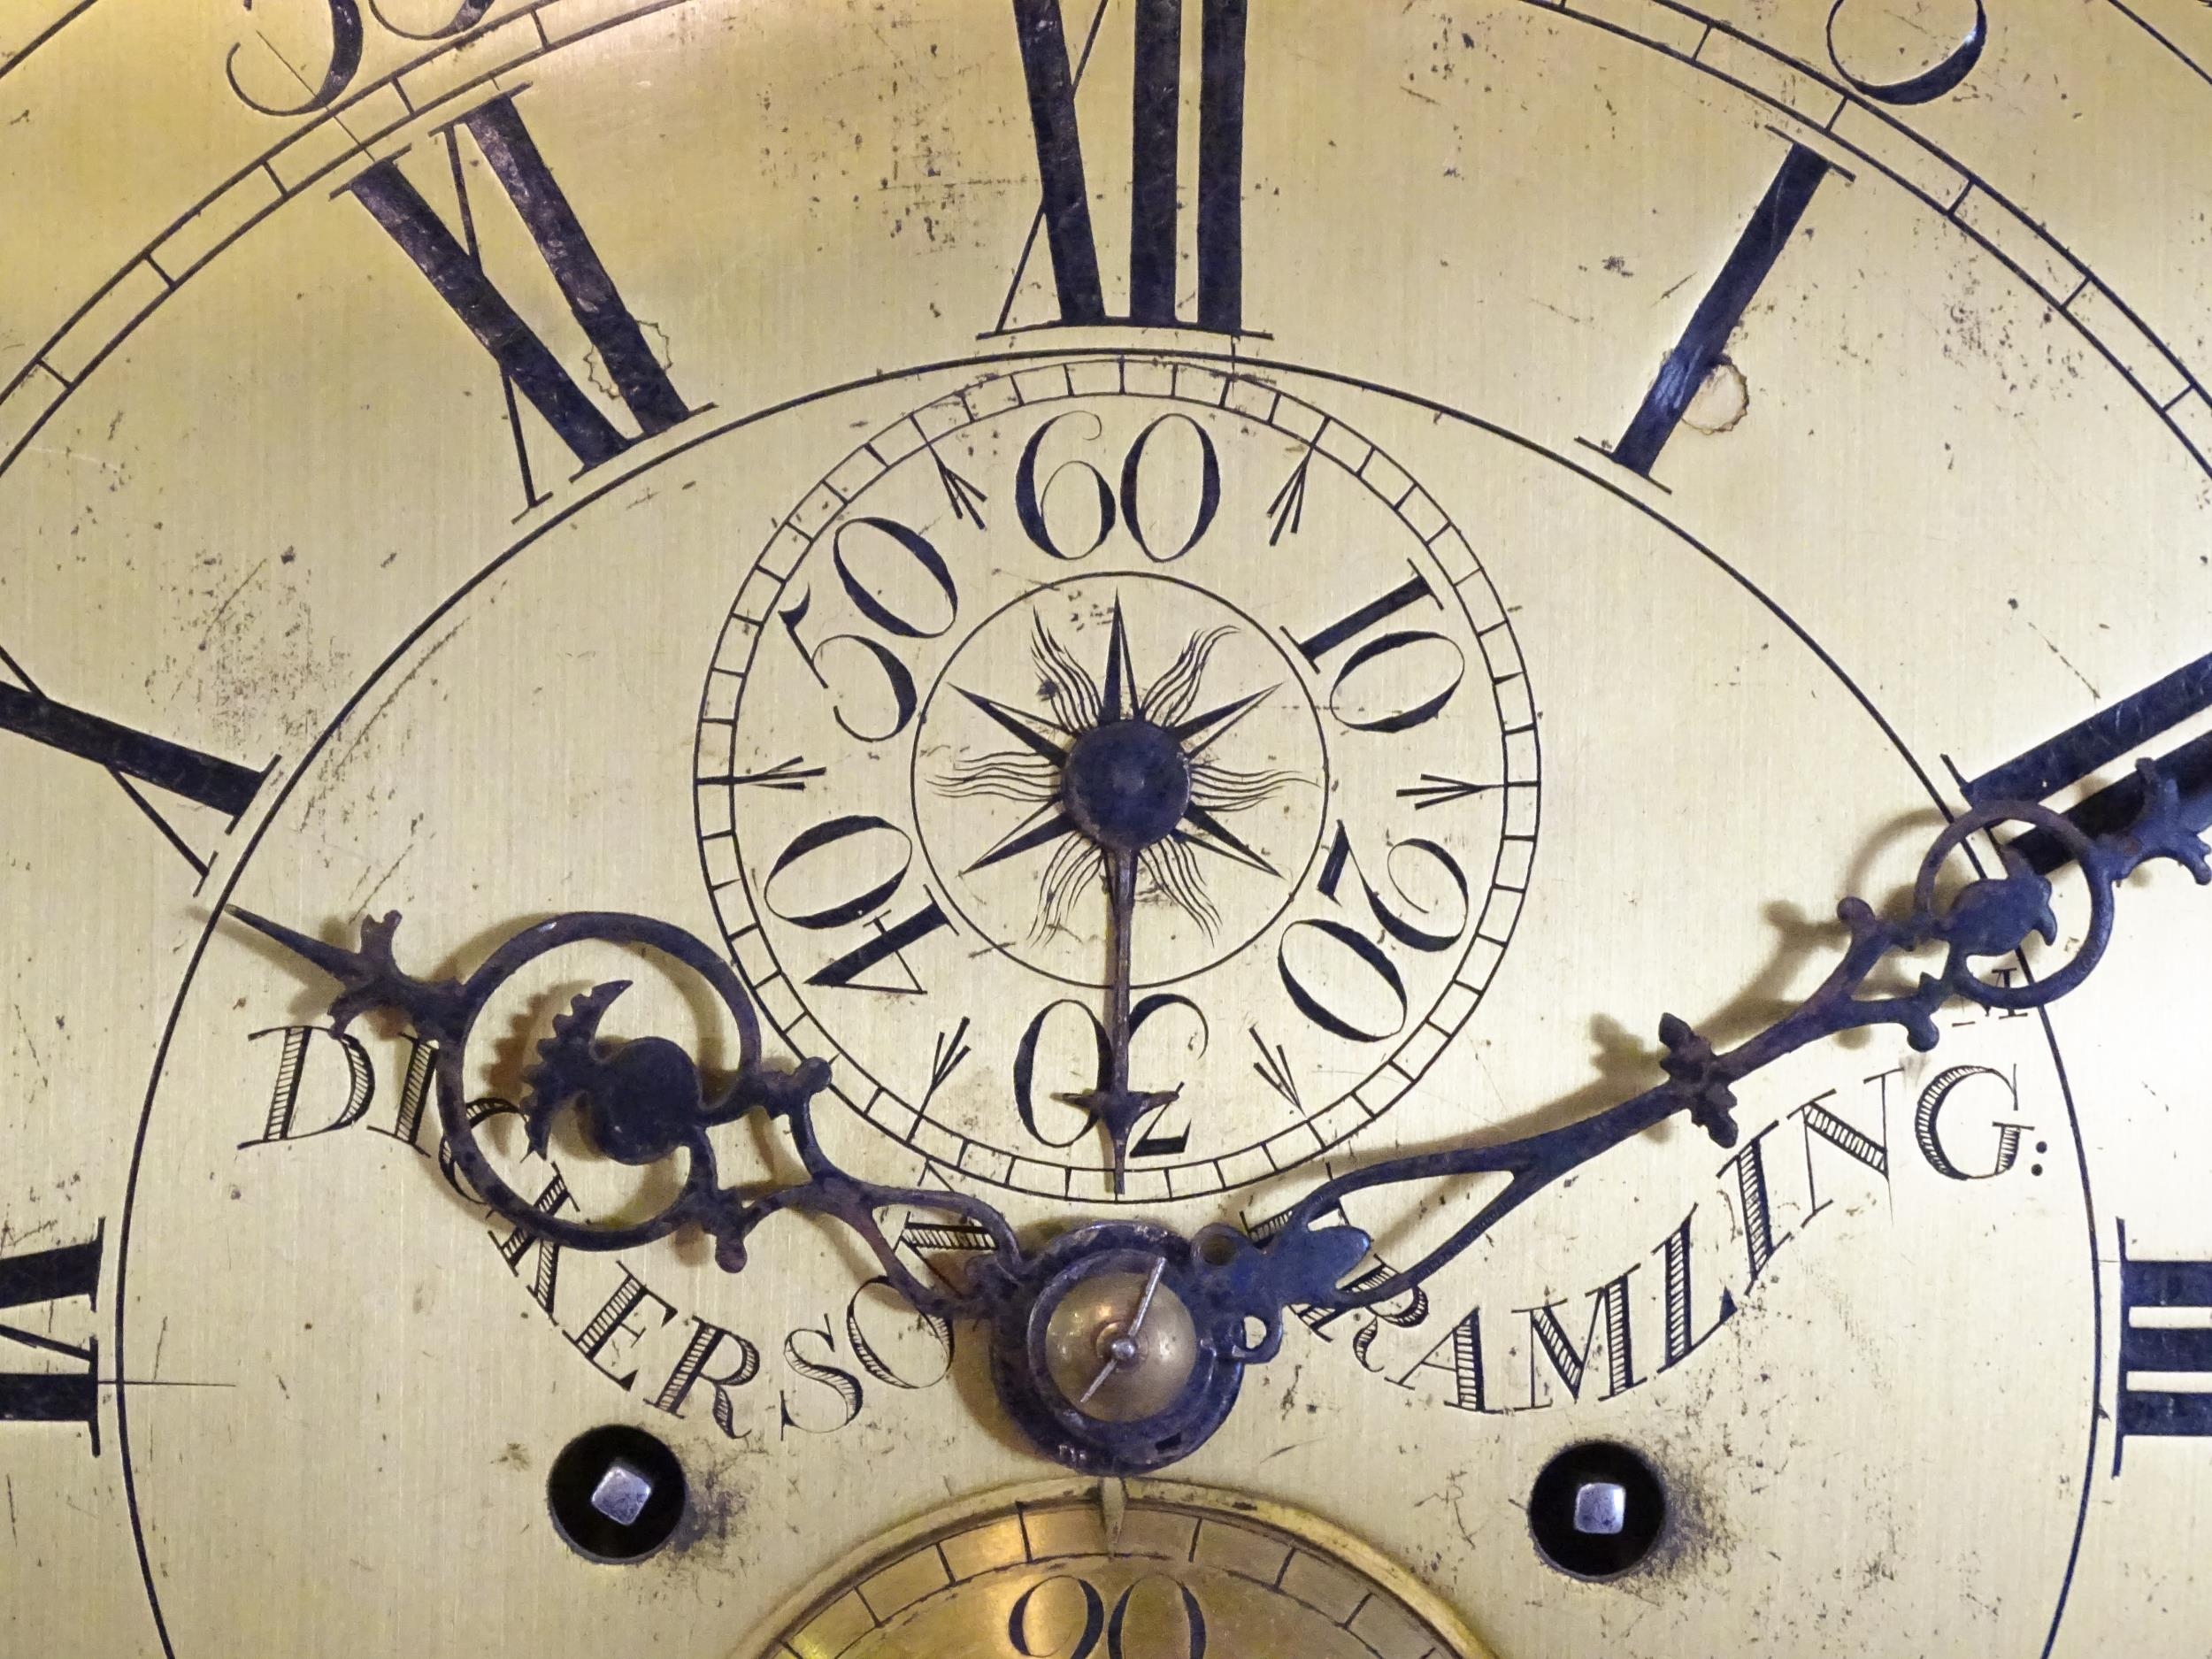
[931,598,1303,942]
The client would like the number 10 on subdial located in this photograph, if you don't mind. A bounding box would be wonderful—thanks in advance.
[695,361,1540,1202]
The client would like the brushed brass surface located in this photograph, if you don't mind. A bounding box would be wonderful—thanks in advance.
[2,4,2210,1656]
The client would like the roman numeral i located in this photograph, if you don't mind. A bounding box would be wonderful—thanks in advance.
[1611,143,1833,477]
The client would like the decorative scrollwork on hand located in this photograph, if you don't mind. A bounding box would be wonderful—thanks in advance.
[230,739,2212,1475]
[227,906,1021,1317]
[1912,800,2096,1010]
[1261,754,2212,1320]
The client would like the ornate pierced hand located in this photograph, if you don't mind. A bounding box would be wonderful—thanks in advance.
[233,682,2212,1475]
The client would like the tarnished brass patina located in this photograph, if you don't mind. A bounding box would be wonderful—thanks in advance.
[6,4,2212,1655]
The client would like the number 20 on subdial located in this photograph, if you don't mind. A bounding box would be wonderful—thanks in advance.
[695,359,1541,1202]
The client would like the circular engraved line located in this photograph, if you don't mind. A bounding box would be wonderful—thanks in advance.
[121,336,2089,1659]
[4,0,2201,528]
[1520,0,2210,471]
[0,0,698,486]
[711,365,1519,1194]
[907,568,1333,995]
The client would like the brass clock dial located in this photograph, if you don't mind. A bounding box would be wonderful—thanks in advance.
[3,2,2211,1656]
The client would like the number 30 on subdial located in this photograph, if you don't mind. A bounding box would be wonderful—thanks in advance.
[695,359,1540,1202]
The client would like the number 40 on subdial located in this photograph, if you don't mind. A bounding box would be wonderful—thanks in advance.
[695,359,1540,1203]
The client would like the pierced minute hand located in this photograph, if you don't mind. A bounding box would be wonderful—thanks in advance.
[226,680,2212,1477]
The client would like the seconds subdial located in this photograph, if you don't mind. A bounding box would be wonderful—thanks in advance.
[696,357,1540,1204]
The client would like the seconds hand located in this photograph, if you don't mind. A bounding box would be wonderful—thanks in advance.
[1064,839,1182,1194]
[1031,598,1190,1192]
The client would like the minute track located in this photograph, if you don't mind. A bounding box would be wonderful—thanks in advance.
[707,358,1525,1202]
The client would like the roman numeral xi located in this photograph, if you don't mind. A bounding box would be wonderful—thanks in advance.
[345,93,695,506]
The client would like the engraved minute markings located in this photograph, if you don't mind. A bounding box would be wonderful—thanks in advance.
[695,363,1539,1198]
[0,45,714,879]
[703,809,960,1001]
[1556,4,1999,486]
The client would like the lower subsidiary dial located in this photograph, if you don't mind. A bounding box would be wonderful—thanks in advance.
[749,1479,1493,1659]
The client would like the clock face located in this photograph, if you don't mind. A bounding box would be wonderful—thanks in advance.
[4,3,2212,1656]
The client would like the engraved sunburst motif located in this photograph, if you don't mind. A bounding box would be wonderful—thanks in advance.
[930,594,1309,950]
